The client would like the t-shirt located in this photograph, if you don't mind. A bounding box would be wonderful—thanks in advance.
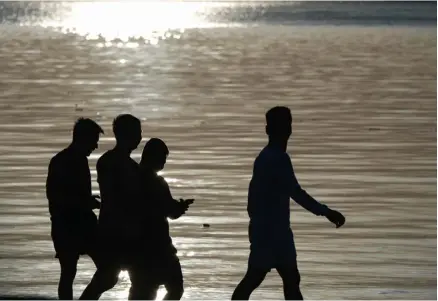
[139,168,180,257]
[96,148,141,239]
[46,146,96,230]
[247,145,329,245]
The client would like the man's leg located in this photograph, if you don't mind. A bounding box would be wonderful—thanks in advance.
[128,267,159,300]
[231,265,268,300]
[276,262,303,300]
[79,238,119,300]
[79,265,119,300]
[163,256,184,300]
[58,254,79,300]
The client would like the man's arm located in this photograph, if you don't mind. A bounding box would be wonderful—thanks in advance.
[96,158,116,208]
[279,153,329,216]
[157,177,187,220]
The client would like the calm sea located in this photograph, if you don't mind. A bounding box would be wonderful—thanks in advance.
[0,1,436,300]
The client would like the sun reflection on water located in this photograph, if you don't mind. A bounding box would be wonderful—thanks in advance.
[39,2,225,45]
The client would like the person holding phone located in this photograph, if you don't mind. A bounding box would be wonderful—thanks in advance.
[131,137,194,300]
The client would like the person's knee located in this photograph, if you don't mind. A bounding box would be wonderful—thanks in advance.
[129,283,158,300]
[277,265,301,286]
[60,266,77,279]
[243,268,267,287]
[93,268,119,291]
[231,269,266,300]
[59,257,78,281]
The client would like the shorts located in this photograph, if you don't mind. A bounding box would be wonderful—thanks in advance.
[248,226,297,271]
[51,215,98,259]
[157,254,183,286]
[130,253,183,287]
[96,235,139,270]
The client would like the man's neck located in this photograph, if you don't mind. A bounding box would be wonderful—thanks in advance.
[140,163,157,174]
[267,139,288,153]
[114,145,132,156]
[68,142,85,157]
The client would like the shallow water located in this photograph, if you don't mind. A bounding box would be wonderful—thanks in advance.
[0,2,436,300]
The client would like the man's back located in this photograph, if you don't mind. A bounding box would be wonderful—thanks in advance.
[46,145,99,262]
[248,146,292,238]
[46,146,93,220]
[97,148,141,237]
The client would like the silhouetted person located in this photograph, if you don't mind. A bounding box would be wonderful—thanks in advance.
[79,114,144,300]
[231,106,346,300]
[46,118,104,300]
[130,138,194,300]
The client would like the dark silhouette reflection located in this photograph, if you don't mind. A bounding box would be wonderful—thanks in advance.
[45,118,104,300]
[128,138,194,300]
[231,107,346,300]
[80,114,143,300]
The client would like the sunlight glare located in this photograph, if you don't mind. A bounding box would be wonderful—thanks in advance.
[157,286,167,300]
[55,2,214,42]
[115,270,167,301]
[118,270,130,281]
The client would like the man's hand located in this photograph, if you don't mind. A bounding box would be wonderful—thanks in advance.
[168,198,195,220]
[91,195,101,209]
[182,198,194,206]
[325,208,345,228]
[179,198,194,213]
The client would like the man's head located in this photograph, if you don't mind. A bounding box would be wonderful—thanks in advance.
[72,118,104,156]
[113,114,142,152]
[140,138,169,172]
[265,106,292,142]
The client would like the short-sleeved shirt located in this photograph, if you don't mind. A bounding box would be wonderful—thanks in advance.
[46,146,97,255]
[46,147,93,218]
[138,169,178,258]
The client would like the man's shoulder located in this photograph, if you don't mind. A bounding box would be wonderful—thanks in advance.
[96,150,116,169]
[150,174,168,189]
[128,157,139,168]
[156,175,167,184]
[49,148,71,167]
[145,173,166,185]
[256,147,287,164]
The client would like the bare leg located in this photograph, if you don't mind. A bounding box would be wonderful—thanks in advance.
[276,264,303,300]
[128,284,158,301]
[163,258,184,300]
[231,267,268,300]
[128,268,159,300]
[79,267,119,300]
[58,255,78,300]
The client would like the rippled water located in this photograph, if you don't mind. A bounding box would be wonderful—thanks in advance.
[0,2,436,300]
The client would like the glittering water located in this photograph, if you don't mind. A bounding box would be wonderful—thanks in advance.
[0,1,436,300]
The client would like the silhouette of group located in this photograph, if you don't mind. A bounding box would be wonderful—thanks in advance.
[46,107,345,300]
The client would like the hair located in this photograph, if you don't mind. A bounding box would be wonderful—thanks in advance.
[72,118,104,142]
[141,138,169,162]
[112,114,141,140]
[265,106,292,127]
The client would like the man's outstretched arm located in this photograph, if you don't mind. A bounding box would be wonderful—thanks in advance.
[279,153,346,227]
[279,153,329,216]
